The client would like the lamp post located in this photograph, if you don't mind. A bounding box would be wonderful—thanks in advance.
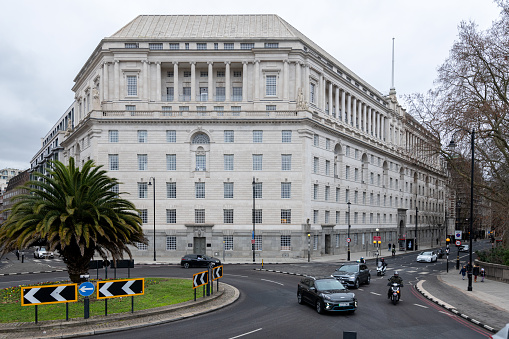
[415,198,418,251]
[148,177,156,262]
[307,233,311,262]
[375,228,380,266]
[252,177,256,263]
[448,129,475,292]
[347,202,351,261]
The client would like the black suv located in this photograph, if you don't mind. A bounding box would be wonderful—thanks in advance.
[297,277,357,314]
[332,263,371,289]
[180,254,221,268]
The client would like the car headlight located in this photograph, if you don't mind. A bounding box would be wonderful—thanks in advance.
[320,293,332,301]
[349,276,356,280]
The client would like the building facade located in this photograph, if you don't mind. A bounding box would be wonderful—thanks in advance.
[31,15,447,260]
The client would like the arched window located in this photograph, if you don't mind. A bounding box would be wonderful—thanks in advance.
[192,133,210,144]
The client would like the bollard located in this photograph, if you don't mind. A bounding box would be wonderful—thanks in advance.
[343,331,357,339]
[21,254,24,263]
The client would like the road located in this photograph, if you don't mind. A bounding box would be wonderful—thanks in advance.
[0,243,493,338]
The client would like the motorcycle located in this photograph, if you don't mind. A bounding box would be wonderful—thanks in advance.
[388,282,402,305]
[377,262,387,276]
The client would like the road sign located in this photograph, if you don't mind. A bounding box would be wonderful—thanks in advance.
[346,238,351,243]
[251,239,255,244]
[97,278,144,299]
[212,265,223,281]
[373,236,381,241]
[455,231,462,239]
[193,270,209,289]
[455,240,461,246]
[78,282,95,297]
[21,283,77,306]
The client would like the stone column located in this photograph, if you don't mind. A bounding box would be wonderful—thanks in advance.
[173,62,179,101]
[304,64,310,103]
[295,62,302,101]
[328,82,333,115]
[335,86,340,119]
[347,93,351,125]
[358,100,362,129]
[255,60,260,100]
[368,107,372,135]
[190,62,196,101]
[378,113,382,139]
[363,104,367,132]
[242,61,248,101]
[208,62,214,102]
[143,60,148,101]
[225,61,231,102]
[114,60,120,100]
[341,89,345,121]
[156,62,161,102]
[102,62,109,102]
[319,74,324,110]
[283,59,289,100]
[352,97,357,127]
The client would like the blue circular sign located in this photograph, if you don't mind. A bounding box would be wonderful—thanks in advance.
[78,282,95,297]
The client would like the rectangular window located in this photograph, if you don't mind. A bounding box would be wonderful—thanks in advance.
[138,182,148,198]
[252,154,263,171]
[196,154,206,171]
[314,157,319,174]
[281,154,292,171]
[326,138,331,150]
[195,209,205,223]
[224,236,233,251]
[252,209,262,223]
[264,43,279,48]
[166,182,176,199]
[127,76,137,96]
[200,71,208,77]
[108,154,119,171]
[314,134,319,146]
[109,130,118,143]
[167,71,174,78]
[140,209,148,223]
[185,43,189,50]
[325,186,330,201]
[166,154,176,171]
[166,130,176,143]
[355,168,359,182]
[345,166,350,180]
[224,43,234,50]
[281,182,291,199]
[149,43,163,50]
[345,189,350,203]
[240,43,254,50]
[224,130,234,143]
[254,235,262,251]
[217,70,225,77]
[326,160,330,176]
[169,43,179,50]
[325,211,330,224]
[166,236,176,250]
[214,43,218,50]
[336,188,340,202]
[282,130,292,143]
[253,182,262,199]
[336,211,340,224]
[183,71,191,78]
[224,182,234,199]
[138,154,148,171]
[354,191,359,204]
[138,130,147,143]
[197,43,207,50]
[233,71,242,77]
[195,182,205,198]
[266,75,276,96]
[166,87,174,101]
[223,209,234,223]
[126,105,136,111]
[232,87,243,101]
[281,235,291,250]
[310,83,315,103]
[253,130,263,143]
[162,106,172,114]
[224,154,234,171]
[166,210,176,224]
[281,209,291,224]
[110,184,119,195]
[313,210,319,224]
[266,105,276,111]
[125,43,139,48]
[313,184,319,200]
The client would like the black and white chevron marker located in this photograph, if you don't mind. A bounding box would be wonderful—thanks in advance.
[212,265,223,281]
[97,278,144,299]
[21,283,77,306]
[193,270,209,289]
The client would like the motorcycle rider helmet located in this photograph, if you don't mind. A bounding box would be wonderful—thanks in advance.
[394,271,399,276]
[381,258,385,262]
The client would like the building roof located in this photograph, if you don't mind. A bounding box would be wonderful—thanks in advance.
[110,15,299,39]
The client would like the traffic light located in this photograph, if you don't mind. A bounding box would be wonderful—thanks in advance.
[446,238,450,245]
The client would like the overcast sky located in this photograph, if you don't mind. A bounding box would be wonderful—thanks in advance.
[0,0,502,170]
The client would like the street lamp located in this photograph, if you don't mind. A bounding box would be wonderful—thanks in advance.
[448,128,475,292]
[415,193,418,251]
[148,177,156,261]
[347,202,351,261]
[252,177,256,263]
[375,228,380,266]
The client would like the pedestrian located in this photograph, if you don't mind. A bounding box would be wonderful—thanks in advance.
[392,243,396,251]
[459,265,466,280]
[480,268,486,282]
[473,264,480,282]
[15,250,19,260]
[388,243,392,251]
[392,247,396,257]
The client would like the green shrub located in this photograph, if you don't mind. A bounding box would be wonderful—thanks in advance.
[476,247,509,266]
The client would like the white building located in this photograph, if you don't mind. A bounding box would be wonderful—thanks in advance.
[31,15,447,260]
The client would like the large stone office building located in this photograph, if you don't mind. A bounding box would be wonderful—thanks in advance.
[31,15,447,260]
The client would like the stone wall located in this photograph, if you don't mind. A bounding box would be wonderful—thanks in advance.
[474,260,509,284]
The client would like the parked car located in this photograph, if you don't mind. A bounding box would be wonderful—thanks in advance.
[332,263,370,289]
[416,251,437,263]
[459,244,470,252]
[34,247,54,259]
[297,276,357,314]
[180,254,221,268]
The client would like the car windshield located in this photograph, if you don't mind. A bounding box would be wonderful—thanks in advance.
[336,265,358,273]
[315,279,346,291]
[420,252,432,256]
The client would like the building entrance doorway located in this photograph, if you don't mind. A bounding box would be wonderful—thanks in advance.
[325,234,331,254]
[193,237,206,255]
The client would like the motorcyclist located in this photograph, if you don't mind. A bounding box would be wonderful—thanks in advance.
[380,258,387,268]
[358,257,365,263]
[387,271,403,298]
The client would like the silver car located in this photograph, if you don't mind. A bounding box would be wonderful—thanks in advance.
[416,251,437,262]
[332,263,371,289]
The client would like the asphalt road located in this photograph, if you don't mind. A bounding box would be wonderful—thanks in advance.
[0,242,493,338]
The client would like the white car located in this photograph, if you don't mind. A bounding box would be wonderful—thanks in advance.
[416,251,437,263]
[459,244,470,252]
[34,247,54,259]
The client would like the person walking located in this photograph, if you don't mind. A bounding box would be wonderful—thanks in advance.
[473,264,480,282]
[388,243,392,252]
[480,268,486,282]
[459,265,467,280]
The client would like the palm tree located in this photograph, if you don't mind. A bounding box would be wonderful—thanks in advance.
[0,158,147,283]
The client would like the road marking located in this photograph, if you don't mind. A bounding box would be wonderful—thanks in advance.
[370,292,382,296]
[414,303,428,309]
[260,279,283,286]
[418,272,429,275]
[229,328,263,339]
[226,274,249,278]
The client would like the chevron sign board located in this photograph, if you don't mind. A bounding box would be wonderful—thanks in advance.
[193,270,209,289]
[212,265,223,281]
[21,283,78,306]
[97,278,144,299]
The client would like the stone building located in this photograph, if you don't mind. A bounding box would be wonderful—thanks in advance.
[31,15,447,260]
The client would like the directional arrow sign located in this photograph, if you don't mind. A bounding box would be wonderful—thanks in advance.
[193,270,209,289]
[212,265,223,281]
[78,282,95,297]
[96,278,144,299]
[21,283,77,306]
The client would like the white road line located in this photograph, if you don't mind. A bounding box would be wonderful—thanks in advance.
[226,274,249,278]
[370,292,382,296]
[414,303,428,309]
[260,279,284,286]
[418,272,430,275]
[229,328,263,339]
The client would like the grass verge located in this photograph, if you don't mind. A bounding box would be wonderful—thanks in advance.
[0,278,197,323]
